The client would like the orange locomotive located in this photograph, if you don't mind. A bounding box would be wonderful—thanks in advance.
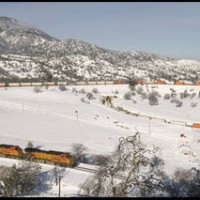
[0,144,76,168]
[24,147,76,167]
[0,144,23,158]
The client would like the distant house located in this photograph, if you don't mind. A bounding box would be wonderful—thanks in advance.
[102,96,117,107]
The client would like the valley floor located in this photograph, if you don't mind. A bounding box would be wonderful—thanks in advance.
[0,84,200,196]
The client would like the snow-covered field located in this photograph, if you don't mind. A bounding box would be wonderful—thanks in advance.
[0,84,200,196]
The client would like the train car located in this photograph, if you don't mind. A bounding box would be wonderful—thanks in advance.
[77,81,87,85]
[114,80,126,84]
[155,80,166,85]
[31,82,42,86]
[46,82,56,86]
[57,81,67,86]
[0,82,5,87]
[192,123,200,129]
[145,82,154,85]
[88,81,96,85]
[0,144,23,158]
[96,81,105,85]
[136,80,145,85]
[8,83,21,87]
[20,82,32,87]
[105,81,114,85]
[174,81,185,85]
[24,147,76,167]
[196,82,200,86]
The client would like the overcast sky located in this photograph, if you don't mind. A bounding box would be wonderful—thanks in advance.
[0,2,200,60]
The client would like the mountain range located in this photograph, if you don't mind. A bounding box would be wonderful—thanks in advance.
[0,16,200,83]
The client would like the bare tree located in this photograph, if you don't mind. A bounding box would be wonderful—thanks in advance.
[71,143,87,163]
[79,132,166,197]
[148,92,159,105]
[94,154,112,166]
[163,167,200,197]
[128,79,138,91]
[0,160,41,197]
[123,92,132,100]
[58,84,66,91]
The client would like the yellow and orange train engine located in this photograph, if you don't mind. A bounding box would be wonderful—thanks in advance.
[0,144,23,159]
[24,147,76,167]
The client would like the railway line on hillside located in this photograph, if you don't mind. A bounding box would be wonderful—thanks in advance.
[0,80,120,88]
[0,79,200,88]
[111,105,200,130]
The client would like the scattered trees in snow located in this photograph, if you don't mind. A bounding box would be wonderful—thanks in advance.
[191,102,197,107]
[148,92,159,105]
[179,90,190,99]
[33,86,42,93]
[81,97,90,104]
[136,86,144,95]
[91,88,99,94]
[140,92,148,100]
[163,93,171,100]
[58,84,67,91]
[133,99,137,104]
[113,90,119,94]
[72,88,78,94]
[161,167,200,197]
[123,92,132,100]
[170,99,183,107]
[128,79,138,91]
[86,92,95,100]
[79,88,86,94]
[176,100,183,107]
[190,92,197,99]
[0,161,41,197]
[71,143,88,163]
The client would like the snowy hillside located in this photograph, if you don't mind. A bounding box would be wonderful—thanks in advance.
[0,84,200,196]
[0,16,200,82]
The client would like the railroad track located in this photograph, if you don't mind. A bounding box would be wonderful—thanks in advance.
[0,154,126,180]
[73,166,126,180]
[112,105,193,129]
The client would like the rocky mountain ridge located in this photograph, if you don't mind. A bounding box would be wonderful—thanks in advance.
[0,16,200,82]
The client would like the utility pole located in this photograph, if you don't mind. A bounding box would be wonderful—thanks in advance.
[148,117,152,135]
[55,166,58,185]
[58,175,62,197]
[75,110,78,120]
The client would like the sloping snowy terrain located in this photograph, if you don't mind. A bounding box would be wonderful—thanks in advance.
[0,16,200,82]
[0,84,200,196]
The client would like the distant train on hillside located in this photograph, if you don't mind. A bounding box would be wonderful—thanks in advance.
[0,144,76,167]
[0,79,200,88]
[0,80,120,87]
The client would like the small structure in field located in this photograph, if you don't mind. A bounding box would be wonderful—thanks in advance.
[102,96,117,107]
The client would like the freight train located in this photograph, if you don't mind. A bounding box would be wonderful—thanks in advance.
[0,80,129,88]
[1,80,200,88]
[0,144,76,167]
